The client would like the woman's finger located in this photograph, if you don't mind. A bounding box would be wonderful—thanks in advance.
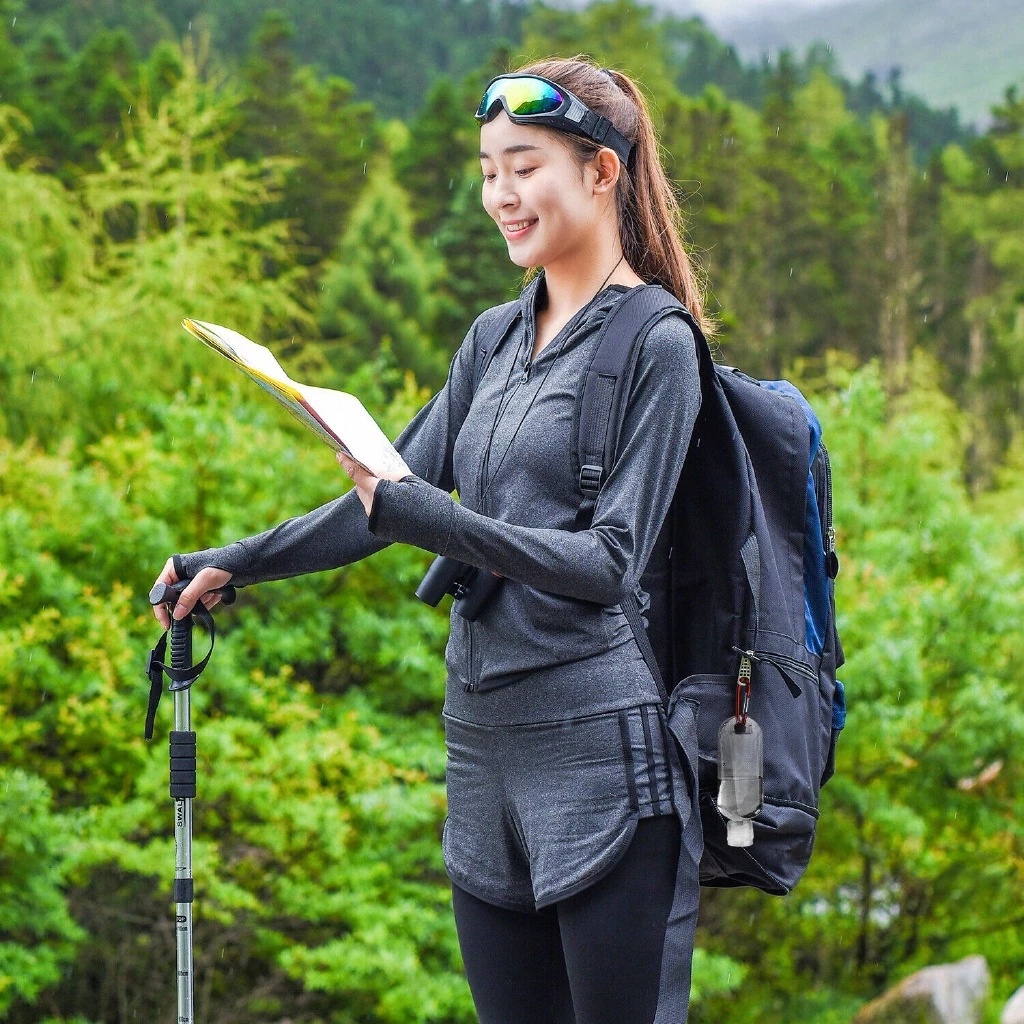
[337,450,366,482]
[152,557,178,629]
[172,566,233,620]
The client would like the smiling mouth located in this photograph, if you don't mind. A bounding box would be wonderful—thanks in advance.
[503,219,537,238]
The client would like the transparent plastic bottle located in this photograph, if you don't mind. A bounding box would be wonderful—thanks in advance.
[717,716,764,847]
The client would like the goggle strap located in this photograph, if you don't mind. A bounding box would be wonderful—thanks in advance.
[578,110,632,163]
[581,110,609,144]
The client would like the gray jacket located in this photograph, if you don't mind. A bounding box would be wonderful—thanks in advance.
[176,276,701,694]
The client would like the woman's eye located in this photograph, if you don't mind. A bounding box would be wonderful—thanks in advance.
[515,167,535,177]
[482,172,496,182]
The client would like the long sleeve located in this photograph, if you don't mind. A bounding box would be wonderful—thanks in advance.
[367,315,700,606]
[175,305,506,587]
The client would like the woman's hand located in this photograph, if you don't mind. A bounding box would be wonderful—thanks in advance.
[151,558,234,629]
[337,452,409,516]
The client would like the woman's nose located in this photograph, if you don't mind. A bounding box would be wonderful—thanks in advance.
[495,178,518,207]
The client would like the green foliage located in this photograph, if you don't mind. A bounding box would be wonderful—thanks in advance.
[0,770,83,1016]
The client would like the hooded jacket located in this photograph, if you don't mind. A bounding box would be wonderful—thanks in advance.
[176,275,701,695]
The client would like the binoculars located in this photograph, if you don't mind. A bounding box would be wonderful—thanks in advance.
[416,555,503,621]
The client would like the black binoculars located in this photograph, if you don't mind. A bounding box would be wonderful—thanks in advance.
[415,555,503,621]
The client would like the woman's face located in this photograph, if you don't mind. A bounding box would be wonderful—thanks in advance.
[479,111,601,272]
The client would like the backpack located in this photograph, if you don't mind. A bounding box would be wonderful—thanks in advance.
[477,284,846,895]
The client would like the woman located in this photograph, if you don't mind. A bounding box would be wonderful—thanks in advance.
[153,56,708,1024]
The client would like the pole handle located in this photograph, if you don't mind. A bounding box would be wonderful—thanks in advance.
[144,577,234,740]
[149,578,237,609]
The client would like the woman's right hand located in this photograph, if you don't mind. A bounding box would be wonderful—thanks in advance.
[151,558,234,630]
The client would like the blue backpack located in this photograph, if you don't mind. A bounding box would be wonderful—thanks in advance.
[479,284,846,895]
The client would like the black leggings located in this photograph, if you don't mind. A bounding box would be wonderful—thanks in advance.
[452,815,685,1024]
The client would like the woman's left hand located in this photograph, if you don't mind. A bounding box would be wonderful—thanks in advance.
[337,452,406,516]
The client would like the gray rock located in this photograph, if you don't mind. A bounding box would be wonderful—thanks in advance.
[1002,985,1024,1024]
[853,956,990,1024]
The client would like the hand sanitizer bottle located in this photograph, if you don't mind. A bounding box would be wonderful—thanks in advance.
[717,716,763,847]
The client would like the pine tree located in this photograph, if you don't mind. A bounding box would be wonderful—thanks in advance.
[394,76,476,240]
[232,11,378,264]
[317,165,449,388]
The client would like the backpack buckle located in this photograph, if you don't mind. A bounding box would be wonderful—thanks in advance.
[579,464,603,494]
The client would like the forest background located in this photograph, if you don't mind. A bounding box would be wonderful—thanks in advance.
[1,0,1023,1022]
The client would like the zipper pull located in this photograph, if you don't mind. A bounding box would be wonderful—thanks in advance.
[731,647,804,698]
[826,526,840,579]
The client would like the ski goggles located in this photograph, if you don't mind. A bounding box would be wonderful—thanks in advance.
[475,74,633,165]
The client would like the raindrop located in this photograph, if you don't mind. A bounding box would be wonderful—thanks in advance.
[30,370,36,384]
[789,267,793,277]
[126,483,132,497]
[188,20,192,30]
[776,126,780,136]
[12,15,16,25]
[362,162,367,174]
[448,178,454,190]
[128,104,132,115]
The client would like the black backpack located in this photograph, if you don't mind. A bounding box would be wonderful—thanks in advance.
[478,284,846,895]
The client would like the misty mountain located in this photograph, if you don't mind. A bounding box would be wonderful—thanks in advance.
[662,0,1024,125]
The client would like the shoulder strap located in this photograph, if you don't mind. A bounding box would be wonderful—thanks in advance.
[572,285,708,705]
[574,285,697,526]
[473,302,522,391]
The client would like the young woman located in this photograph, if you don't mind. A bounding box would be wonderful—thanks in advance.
[153,56,709,1024]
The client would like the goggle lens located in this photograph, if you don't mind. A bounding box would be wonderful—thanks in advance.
[477,77,565,120]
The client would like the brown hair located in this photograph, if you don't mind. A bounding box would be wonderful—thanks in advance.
[515,55,710,333]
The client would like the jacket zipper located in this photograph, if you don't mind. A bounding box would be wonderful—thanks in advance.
[467,320,534,692]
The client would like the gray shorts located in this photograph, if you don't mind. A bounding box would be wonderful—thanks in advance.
[442,703,685,910]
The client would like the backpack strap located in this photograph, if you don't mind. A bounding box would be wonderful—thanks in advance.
[572,285,710,706]
[472,302,522,391]
[573,285,693,530]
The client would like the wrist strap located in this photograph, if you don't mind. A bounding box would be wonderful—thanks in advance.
[144,603,216,740]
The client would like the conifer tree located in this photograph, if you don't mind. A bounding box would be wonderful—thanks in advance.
[233,11,377,264]
[394,77,476,239]
[317,165,449,388]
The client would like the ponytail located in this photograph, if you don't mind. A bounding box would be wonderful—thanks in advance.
[518,56,711,334]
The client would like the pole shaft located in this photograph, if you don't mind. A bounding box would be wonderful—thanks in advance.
[170,617,195,1024]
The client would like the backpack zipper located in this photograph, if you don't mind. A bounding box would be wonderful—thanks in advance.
[820,444,839,578]
[736,647,816,698]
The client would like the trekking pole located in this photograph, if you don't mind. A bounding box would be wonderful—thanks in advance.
[146,579,235,1024]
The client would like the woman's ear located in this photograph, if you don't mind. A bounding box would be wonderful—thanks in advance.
[592,148,622,195]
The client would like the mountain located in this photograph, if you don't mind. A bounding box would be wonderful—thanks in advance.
[667,0,1024,126]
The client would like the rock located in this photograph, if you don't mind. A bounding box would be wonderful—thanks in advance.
[1002,985,1024,1024]
[852,956,990,1024]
